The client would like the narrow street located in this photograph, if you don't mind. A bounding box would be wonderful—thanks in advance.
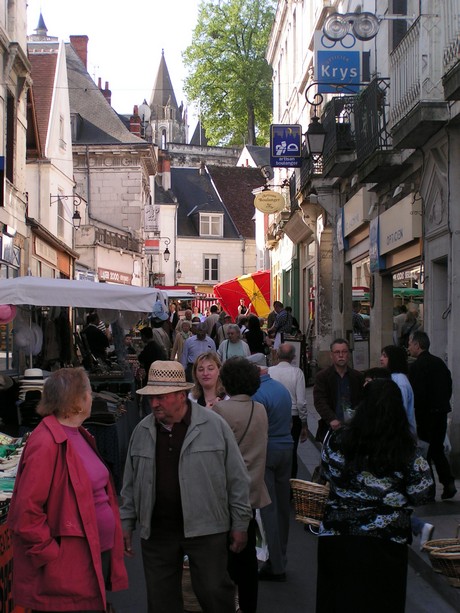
[110,425,458,613]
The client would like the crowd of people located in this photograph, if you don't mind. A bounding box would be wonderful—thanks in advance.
[5,297,456,613]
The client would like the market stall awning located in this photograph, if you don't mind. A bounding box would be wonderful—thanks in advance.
[0,277,166,313]
[214,271,271,320]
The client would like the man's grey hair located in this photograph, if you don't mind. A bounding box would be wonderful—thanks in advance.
[227,323,241,338]
[278,343,296,362]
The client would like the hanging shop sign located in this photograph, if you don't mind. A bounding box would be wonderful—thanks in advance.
[314,31,362,94]
[270,124,303,168]
[253,190,286,214]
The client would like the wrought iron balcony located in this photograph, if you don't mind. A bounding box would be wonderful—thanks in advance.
[322,96,357,178]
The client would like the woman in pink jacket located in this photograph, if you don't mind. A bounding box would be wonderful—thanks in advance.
[8,368,128,612]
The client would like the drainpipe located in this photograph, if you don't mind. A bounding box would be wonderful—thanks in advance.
[241,236,246,275]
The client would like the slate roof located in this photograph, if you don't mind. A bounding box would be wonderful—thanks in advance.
[150,51,179,120]
[207,165,264,239]
[65,43,142,145]
[172,167,238,239]
[189,121,208,146]
[172,165,263,240]
[28,52,57,154]
[240,145,270,168]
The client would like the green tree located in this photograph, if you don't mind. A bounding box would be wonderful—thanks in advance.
[183,0,276,146]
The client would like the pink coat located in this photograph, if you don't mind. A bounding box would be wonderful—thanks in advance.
[8,415,128,611]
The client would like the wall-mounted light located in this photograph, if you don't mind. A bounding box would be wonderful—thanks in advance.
[176,261,182,279]
[50,194,85,229]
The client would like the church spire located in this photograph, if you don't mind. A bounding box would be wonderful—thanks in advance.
[35,12,48,37]
[149,51,179,120]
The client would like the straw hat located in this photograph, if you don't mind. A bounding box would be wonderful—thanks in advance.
[137,361,194,396]
[0,375,13,391]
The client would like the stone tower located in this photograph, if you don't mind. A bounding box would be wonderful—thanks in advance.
[149,50,187,148]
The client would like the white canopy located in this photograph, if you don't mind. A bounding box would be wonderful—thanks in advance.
[0,277,168,313]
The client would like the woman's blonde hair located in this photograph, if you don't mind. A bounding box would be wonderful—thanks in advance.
[190,352,225,400]
[36,368,91,418]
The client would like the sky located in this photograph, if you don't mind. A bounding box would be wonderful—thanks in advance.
[27,0,201,129]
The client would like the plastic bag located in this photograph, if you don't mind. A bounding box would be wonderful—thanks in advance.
[255,509,269,562]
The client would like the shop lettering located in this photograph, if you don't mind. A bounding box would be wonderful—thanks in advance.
[386,229,403,245]
[320,65,358,80]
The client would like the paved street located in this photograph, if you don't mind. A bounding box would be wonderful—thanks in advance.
[110,412,458,612]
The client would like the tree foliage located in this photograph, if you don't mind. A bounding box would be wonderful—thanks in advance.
[183,0,276,146]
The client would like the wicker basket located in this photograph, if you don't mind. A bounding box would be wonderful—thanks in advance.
[290,478,330,527]
[422,537,460,573]
[429,546,460,587]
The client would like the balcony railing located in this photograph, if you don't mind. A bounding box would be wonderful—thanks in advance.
[389,15,444,129]
[354,78,392,164]
[95,228,142,253]
[443,0,460,75]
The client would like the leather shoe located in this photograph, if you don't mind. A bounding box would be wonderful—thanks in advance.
[258,568,286,582]
[441,483,457,500]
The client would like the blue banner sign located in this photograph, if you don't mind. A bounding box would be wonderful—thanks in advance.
[317,50,360,93]
[270,124,303,168]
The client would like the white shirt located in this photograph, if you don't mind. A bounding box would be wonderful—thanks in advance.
[268,361,307,422]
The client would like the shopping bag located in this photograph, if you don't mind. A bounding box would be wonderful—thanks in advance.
[255,509,269,562]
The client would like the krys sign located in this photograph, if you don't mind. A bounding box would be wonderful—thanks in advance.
[314,31,362,94]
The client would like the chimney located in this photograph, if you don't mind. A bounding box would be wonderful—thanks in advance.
[130,105,141,137]
[70,35,89,68]
[99,80,112,106]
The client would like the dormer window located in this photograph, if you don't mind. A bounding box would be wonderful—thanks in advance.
[200,213,223,237]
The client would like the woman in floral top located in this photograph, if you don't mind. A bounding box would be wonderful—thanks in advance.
[316,379,433,613]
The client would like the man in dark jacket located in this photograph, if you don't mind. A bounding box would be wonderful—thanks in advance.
[408,331,457,500]
[313,338,364,442]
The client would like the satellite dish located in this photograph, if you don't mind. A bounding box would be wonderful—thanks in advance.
[352,12,380,41]
[323,13,349,41]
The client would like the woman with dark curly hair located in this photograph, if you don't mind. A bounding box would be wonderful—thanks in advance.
[214,357,270,613]
[189,351,226,408]
[316,379,433,613]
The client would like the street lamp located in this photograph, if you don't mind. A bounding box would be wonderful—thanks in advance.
[176,261,182,279]
[303,83,327,161]
[49,194,85,229]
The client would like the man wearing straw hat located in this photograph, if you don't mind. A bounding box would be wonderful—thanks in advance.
[120,360,252,613]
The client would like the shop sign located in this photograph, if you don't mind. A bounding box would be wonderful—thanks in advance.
[97,267,133,284]
[34,237,58,266]
[343,187,374,236]
[144,238,160,254]
[144,203,160,233]
[253,190,286,214]
[314,32,361,94]
[270,124,303,168]
[379,194,422,255]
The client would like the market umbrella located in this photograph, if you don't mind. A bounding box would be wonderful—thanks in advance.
[214,271,271,321]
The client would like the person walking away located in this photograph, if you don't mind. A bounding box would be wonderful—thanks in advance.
[408,331,457,500]
[215,356,271,613]
[120,361,252,613]
[269,343,308,478]
[267,301,292,350]
[252,357,293,581]
[313,338,364,442]
[316,379,433,613]
[8,368,128,612]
